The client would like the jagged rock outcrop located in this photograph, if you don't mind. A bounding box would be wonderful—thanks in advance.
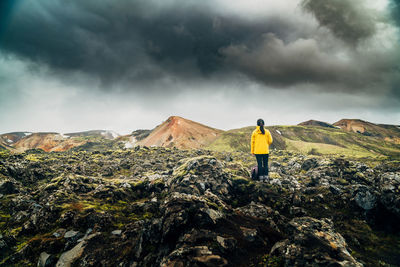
[271,217,363,267]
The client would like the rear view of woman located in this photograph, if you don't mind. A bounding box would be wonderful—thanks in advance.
[251,119,273,182]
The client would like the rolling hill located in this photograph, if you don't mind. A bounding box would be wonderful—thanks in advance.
[206,124,400,159]
[298,120,335,128]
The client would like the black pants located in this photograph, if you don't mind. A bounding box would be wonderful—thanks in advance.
[255,154,269,176]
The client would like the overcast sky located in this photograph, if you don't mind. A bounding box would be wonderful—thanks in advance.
[0,0,399,134]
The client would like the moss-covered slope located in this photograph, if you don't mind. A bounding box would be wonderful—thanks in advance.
[207,125,400,159]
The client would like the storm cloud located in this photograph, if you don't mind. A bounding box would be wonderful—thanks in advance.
[301,0,378,44]
[1,0,293,87]
[389,0,400,26]
[0,0,397,93]
[0,0,399,133]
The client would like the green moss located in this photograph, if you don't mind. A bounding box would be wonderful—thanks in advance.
[0,205,11,231]
[24,154,43,162]
[61,198,155,228]
[269,172,281,179]
[132,180,146,187]
[354,172,365,179]
[259,254,283,267]
[206,201,220,210]
[0,150,10,158]
[62,199,130,213]
[152,178,164,185]
[231,199,239,207]
[10,226,22,236]
[337,178,349,185]
[127,211,154,222]
[15,239,29,252]
[0,211,11,219]
[114,168,132,176]
[230,176,250,185]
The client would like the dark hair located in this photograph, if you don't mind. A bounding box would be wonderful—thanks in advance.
[257,119,265,135]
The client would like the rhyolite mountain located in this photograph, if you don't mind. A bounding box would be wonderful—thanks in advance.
[0,132,32,151]
[136,116,223,149]
[0,130,121,153]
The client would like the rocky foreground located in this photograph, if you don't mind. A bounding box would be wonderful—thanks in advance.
[0,148,399,266]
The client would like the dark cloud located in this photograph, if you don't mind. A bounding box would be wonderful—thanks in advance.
[0,0,300,87]
[0,0,399,99]
[389,0,400,27]
[301,0,377,45]
[0,0,19,35]
[221,33,355,87]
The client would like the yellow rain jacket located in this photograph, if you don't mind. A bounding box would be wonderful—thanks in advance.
[251,126,273,154]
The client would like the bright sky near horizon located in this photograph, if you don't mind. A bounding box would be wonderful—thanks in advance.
[0,0,399,134]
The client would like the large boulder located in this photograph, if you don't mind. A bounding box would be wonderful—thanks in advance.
[354,186,377,211]
[270,217,363,267]
[377,172,400,216]
[301,158,319,171]
[0,179,18,194]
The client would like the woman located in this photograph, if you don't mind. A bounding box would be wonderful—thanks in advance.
[251,119,273,182]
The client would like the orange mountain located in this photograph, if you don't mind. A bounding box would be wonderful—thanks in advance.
[12,133,86,152]
[137,116,223,149]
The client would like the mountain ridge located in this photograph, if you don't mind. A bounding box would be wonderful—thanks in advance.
[298,119,335,128]
[1,117,400,158]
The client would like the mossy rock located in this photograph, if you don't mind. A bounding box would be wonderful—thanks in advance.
[230,176,250,186]
[269,172,281,179]
[24,154,43,162]
[172,155,217,178]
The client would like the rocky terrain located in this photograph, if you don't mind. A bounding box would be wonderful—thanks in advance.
[0,147,399,266]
